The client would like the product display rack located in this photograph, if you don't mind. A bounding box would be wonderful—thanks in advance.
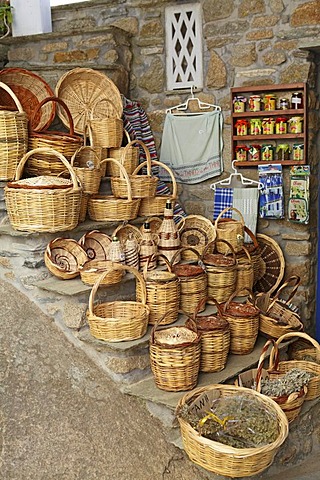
[231,83,307,167]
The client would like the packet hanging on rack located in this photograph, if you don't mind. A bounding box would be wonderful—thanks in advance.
[258,164,284,219]
[288,165,310,224]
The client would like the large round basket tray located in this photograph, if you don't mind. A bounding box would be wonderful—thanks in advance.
[254,234,285,294]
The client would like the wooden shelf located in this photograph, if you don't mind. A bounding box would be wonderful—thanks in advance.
[233,108,304,118]
[233,133,304,141]
[234,160,305,167]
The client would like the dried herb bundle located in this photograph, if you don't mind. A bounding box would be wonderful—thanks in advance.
[259,368,313,397]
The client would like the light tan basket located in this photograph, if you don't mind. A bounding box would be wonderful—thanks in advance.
[108,130,139,176]
[149,312,201,391]
[88,158,141,222]
[112,223,142,247]
[44,237,88,280]
[255,275,303,339]
[214,207,245,254]
[239,226,261,285]
[202,240,238,304]
[80,259,123,286]
[78,230,111,261]
[27,96,83,176]
[289,338,320,364]
[136,160,177,217]
[140,216,162,235]
[221,288,260,355]
[71,145,102,194]
[89,98,124,149]
[87,264,149,342]
[136,254,180,326]
[111,140,158,199]
[79,193,90,223]
[235,245,254,295]
[177,214,216,261]
[171,247,207,316]
[5,147,82,233]
[0,81,28,181]
[176,384,289,477]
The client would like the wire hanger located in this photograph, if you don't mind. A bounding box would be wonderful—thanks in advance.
[166,85,221,115]
[210,160,264,190]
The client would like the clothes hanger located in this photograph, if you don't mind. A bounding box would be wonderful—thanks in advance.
[166,85,221,115]
[210,160,264,191]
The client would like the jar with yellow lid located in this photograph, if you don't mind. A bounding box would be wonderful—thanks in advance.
[249,95,261,112]
[275,117,288,134]
[288,116,303,134]
[276,144,290,161]
[263,94,276,111]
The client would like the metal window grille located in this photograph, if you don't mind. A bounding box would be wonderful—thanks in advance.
[165,4,203,90]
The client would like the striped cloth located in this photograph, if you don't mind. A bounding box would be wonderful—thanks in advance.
[213,187,233,220]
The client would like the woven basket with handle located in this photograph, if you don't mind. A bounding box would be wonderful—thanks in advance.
[71,145,102,194]
[89,98,123,149]
[79,259,123,287]
[44,237,88,280]
[0,81,28,181]
[214,206,245,254]
[235,245,254,295]
[108,129,139,176]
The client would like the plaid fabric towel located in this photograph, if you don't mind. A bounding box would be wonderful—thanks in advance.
[213,187,234,220]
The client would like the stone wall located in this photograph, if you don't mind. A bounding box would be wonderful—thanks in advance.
[1,0,320,331]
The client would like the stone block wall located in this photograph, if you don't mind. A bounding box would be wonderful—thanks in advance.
[0,0,319,330]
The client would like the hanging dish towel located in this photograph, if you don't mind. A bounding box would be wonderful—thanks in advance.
[159,110,223,184]
[213,187,233,220]
[233,187,259,242]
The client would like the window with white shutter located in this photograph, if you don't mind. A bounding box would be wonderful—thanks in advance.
[165,3,203,91]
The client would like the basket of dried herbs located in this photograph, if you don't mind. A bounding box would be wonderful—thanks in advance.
[176,384,288,477]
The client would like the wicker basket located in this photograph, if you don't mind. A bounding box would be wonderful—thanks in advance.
[235,245,254,295]
[194,298,230,373]
[44,237,88,280]
[111,140,158,199]
[70,145,102,194]
[88,158,141,222]
[149,312,201,391]
[171,247,208,316]
[136,254,180,326]
[140,216,162,235]
[214,207,245,254]
[239,226,261,285]
[27,96,83,176]
[289,338,320,364]
[79,259,123,286]
[0,81,28,181]
[78,230,111,261]
[177,214,216,261]
[0,67,55,131]
[89,98,123,149]
[108,130,139,176]
[136,160,177,217]
[176,383,289,477]
[5,147,82,233]
[79,193,90,223]
[255,275,303,339]
[202,240,237,304]
[270,332,320,401]
[112,223,142,247]
[221,289,260,355]
[87,264,149,342]
[254,233,285,295]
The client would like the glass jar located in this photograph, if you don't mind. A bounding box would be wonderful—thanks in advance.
[279,97,289,110]
[262,117,275,135]
[291,92,303,110]
[276,117,288,134]
[250,118,262,135]
[276,144,290,161]
[263,94,276,111]
[233,95,247,113]
[248,144,261,162]
[235,119,249,136]
[249,95,261,112]
[235,145,248,162]
[288,116,303,134]
[261,144,274,161]
[292,144,304,162]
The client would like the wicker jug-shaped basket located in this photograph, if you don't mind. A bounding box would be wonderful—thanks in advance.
[108,129,139,176]
[157,200,184,265]
[235,245,254,295]
[0,81,28,181]
[214,206,245,254]
[149,311,201,391]
[139,221,158,271]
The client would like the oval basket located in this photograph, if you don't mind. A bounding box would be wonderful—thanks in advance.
[136,160,177,217]
[0,81,28,181]
[71,145,102,194]
[86,264,149,342]
[78,230,111,261]
[5,147,82,233]
[214,206,245,254]
[149,312,201,392]
[111,140,158,199]
[44,237,88,280]
[88,158,141,222]
[79,259,123,286]
[175,383,289,477]
[108,130,139,176]
[177,214,216,261]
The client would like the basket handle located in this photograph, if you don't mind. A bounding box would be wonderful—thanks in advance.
[202,239,237,262]
[30,96,75,135]
[132,159,177,200]
[266,275,301,312]
[121,140,152,176]
[214,206,245,228]
[88,263,147,315]
[170,246,202,268]
[0,81,24,114]
[150,310,182,344]
[254,339,277,392]
[100,157,133,201]
[143,252,173,278]
[70,145,101,169]
[244,226,259,248]
[222,287,255,313]
[238,245,252,262]
[193,296,223,320]
[269,331,320,371]
[14,147,81,191]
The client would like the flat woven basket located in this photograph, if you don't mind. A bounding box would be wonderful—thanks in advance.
[176,383,289,477]
[149,312,201,391]
[0,81,28,181]
[44,237,88,280]
[0,67,55,131]
[214,206,245,254]
[79,259,123,286]
[107,129,139,176]
[70,145,102,194]
[55,67,123,134]
[177,214,216,261]
[254,233,285,295]
[5,147,82,233]
[27,96,83,177]
[136,159,177,217]
[78,230,111,261]
[86,264,149,342]
[111,140,158,199]
[202,240,237,304]
[255,275,303,339]
[269,332,320,402]
[221,288,260,355]
[88,158,141,222]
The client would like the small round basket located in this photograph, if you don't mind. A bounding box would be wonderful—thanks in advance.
[177,214,216,261]
[78,230,111,261]
[79,259,123,286]
[175,383,289,477]
[44,237,88,280]
[86,264,149,342]
[149,312,201,391]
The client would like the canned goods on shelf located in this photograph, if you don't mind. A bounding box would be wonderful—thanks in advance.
[276,144,291,161]
[288,116,303,134]
[248,144,261,162]
[292,144,304,162]
[275,117,288,134]
[261,144,275,161]
[233,95,247,113]
[279,97,289,110]
[235,119,249,136]
[291,92,303,109]
[249,95,261,112]
[263,94,276,111]
[262,117,275,135]
[235,145,249,162]
[250,118,262,135]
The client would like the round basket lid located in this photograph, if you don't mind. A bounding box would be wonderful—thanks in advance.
[55,68,123,134]
[177,215,216,251]
[203,253,235,267]
[172,263,204,277]
[223,301,259,318]
[154,326,198,346]
[7,176,73,190]
[0,68,55,131]
[145,270,176,283]
[254,234,285,295]
[196,315,229,332]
